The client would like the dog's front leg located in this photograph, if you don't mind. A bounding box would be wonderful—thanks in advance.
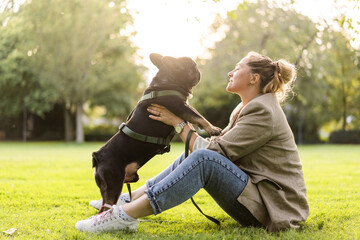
[173,104,221,136]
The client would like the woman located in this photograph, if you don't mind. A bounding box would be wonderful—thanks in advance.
[76,51,309,232]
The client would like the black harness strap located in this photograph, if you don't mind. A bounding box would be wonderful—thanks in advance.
[126,183,132,203]
[119,123,173,146]
[185,129,221,226]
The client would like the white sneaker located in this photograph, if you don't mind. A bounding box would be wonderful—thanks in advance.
[75,205,138,232]
[89,197,126,210]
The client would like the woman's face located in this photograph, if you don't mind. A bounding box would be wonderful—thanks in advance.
[226,57,252,94]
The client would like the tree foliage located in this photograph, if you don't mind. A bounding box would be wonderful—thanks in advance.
[0,0,145,142]
[0,5,57,118]
[192,0,360,143]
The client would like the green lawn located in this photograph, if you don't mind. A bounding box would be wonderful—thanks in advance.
[0,142,359,240]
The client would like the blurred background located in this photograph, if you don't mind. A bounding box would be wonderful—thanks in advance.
[0,0,359,144]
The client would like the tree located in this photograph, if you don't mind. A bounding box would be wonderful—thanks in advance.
[319,30,360,130]
[20,0,144,142]
[0,5,58,141]
[193,0,360,143]
[193,1,319,133]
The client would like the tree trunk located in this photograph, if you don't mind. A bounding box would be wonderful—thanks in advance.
[76,102,84,143]
[22,104,27,142]
[342,92,347,131]
[64,103,74,142]
[341,66,347,131]
[297,106,304,145]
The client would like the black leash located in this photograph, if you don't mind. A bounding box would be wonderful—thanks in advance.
[185,130,221,226]
[125,129,220,225]
[126,183,132,203]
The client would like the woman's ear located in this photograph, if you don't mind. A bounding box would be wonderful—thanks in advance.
[251,73,260,84]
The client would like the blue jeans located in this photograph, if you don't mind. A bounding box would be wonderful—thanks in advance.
[145,149,262,227]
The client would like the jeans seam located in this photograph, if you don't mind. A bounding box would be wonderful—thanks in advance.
[145,188,162,214]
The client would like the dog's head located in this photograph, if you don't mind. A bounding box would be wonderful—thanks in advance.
[92,151,124,212]
[92,148,139,213]
[149,53,201,92]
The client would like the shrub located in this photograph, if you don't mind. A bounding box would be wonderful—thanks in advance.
[329,129,360,144]
[84,125,117,141]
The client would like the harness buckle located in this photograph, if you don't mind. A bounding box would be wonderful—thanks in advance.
[159,144,171,154]
[119,122,126,130]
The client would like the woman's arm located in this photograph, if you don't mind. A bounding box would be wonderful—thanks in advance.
[147,104,199,152]
[207,101,273,161]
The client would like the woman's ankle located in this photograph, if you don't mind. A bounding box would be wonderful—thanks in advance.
[132,185,147,200]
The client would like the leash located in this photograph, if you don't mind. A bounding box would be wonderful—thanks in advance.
[185,130,221,226]
[122,88,219,225]
[123,130,220,225]
[121,90,186,207]
[127,183,132,202]
[124,131,220,225]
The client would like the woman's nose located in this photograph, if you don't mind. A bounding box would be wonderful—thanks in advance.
[228,71,233,77]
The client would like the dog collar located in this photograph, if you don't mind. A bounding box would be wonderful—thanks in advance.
[138,90,187,103]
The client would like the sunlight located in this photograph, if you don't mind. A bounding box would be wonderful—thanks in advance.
[126,0,359,82]
[126,0,238,81]
[2,0,358,79]
[127,0,237,59]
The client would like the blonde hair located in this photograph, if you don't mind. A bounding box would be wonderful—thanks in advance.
[246,51,296,102]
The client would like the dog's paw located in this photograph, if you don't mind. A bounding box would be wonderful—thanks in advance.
[205,126,222,136]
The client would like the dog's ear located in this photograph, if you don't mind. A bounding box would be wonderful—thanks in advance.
[150,53,163,69]
[92,152,99,168]
[162,56,184,71]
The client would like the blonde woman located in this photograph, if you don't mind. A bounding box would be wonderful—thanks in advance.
[76,52,309,232]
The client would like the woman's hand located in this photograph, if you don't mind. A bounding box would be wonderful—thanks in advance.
[147,104,183,127]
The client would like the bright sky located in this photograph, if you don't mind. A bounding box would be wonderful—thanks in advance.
[2,0,359,79]
[126,0,239,81]
[126,0,359,80]
[127,0,237,58]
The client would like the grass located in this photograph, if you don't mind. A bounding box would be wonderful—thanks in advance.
[0,142,359,240]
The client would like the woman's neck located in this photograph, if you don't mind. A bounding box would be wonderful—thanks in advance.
[239,90,261,106]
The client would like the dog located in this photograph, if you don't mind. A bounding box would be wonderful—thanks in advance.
[92,53,221,213]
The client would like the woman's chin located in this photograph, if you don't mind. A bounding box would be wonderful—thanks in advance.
[226,85,234,93]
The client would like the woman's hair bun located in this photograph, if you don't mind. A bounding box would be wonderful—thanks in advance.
[275,60,296,85]
[246,52,297,102]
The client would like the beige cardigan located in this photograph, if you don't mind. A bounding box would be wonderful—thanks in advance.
[195,93,309,232]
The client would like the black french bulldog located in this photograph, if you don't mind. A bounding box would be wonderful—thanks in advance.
[92,53,221,213]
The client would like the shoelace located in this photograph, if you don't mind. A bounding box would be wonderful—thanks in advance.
[92,207,116,226]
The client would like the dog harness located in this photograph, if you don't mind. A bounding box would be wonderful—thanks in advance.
[120,90,220,225]
[138,89,187,102]
[119,90,186,154]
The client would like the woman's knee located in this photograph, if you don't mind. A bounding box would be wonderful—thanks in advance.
[191,149,214,159]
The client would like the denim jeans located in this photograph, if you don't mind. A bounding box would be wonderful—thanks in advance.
[145,149,262,227]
